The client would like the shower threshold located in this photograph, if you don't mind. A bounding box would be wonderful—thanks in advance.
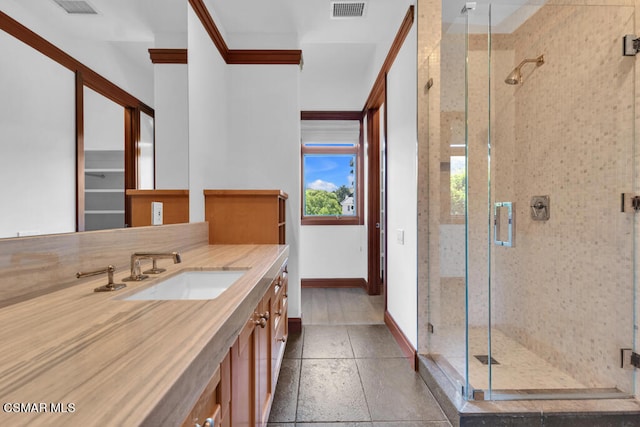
[482,388,631,401]
[418,355,640,426]
[432,352,630,401]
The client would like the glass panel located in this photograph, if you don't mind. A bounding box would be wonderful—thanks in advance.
[138,111,155,190]
[425,0,636,402]
[303,153,357,217]
[427,0,636,402]
[424,5,470,397]
[487,0,636,399]
[464,1,492,399]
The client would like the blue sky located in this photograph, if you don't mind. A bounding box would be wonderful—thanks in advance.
[304,154,355,192]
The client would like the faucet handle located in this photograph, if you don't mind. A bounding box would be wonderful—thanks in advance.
[76,265,126,292]
[143,258,166,274]
[123,259,149,282]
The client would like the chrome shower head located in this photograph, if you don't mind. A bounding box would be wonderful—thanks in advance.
[505,55,545,85]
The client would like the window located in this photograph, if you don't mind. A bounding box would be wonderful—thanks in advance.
[301,115,364,225]
[440,112,466,223]
[449,155,465,216]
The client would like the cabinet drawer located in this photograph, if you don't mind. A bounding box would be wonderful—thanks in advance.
[180,366,222,427]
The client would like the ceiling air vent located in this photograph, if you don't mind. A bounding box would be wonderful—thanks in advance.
[331,1,367,18]
[53,0,97,14]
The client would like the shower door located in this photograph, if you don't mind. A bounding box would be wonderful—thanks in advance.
[472,1,638,399]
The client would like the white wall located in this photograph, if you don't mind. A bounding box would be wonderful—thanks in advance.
[299,43,375,111]
[385,22,418,348]
[84,87,124,151]
[155,64,189,189]
[226,64,301,317]
[300,226,368,278]
[187,5,228,223]
[188,6,302,318]
[0,29,76,238]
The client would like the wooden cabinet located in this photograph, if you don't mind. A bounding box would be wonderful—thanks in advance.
[126,189,189,227]
[203,190,287,244]
[183,260,288,427]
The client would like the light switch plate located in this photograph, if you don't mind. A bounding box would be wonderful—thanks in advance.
[396,229,404,245]
[151,202,163,226]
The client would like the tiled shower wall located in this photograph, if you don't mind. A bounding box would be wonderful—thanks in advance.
[492,2,636,391]
[417,0,640,395]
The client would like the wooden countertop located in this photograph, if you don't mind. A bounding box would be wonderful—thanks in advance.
[0,244,289,426]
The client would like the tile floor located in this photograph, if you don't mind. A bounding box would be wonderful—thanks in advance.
[268,288,451,427]
[300,287,385,325]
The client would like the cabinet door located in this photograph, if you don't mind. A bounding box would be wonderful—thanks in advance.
[231,315,256,427]
[219,351,231,427]
[271,269,288,387]
[255,286,273,427]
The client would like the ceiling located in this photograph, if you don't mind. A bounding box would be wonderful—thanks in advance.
[209,0,413,45]
[208,0,415,109]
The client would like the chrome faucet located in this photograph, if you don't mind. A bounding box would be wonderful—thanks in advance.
[123,252,182,281]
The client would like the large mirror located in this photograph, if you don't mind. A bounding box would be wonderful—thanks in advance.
[0,0,188,238]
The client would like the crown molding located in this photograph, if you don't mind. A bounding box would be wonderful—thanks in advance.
[188,0,302,66]
[227,49,302,65]
[364,5,415,111]
[148,48,188,64]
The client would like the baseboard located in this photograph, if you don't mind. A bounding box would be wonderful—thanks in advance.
[301,278,367,289]
[384,310,418,370]
[288,317,302,334]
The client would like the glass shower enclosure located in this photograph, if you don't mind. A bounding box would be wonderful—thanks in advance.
[423,0,637,401]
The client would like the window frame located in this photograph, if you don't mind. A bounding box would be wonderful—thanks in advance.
[301,111,364,226]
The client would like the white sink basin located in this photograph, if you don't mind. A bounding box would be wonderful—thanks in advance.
[122,269,248,301]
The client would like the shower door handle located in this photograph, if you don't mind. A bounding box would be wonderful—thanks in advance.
[494,202,515,247]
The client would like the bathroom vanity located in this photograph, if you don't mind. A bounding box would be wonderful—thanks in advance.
[0,223,289,426]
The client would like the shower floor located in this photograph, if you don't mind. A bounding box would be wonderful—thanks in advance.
[428,327,615,394]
